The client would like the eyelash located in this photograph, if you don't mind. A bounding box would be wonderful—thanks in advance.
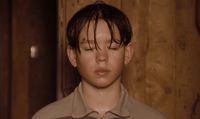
[84,48,94,51]
[82,43,120,51]
[83,46,95,51]
[83,47,119,52]
[108,46,119,50]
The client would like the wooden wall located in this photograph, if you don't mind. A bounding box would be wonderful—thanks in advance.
[122,0,200,119]
[58,0,200,119]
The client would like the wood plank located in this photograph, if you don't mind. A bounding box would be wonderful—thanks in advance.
[123,0,176,118]
[57,0,66,99]
[146,1,176,118]
[11,0,30,118]
[0,0,11,118]
[175,0,200,118]
[122,0,149,104]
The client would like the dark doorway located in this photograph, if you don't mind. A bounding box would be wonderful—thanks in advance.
[0,0,57,118]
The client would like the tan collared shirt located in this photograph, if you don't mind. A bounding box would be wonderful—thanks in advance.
[32,84,167,119]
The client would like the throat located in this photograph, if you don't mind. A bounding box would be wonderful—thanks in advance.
[81,81,121,115]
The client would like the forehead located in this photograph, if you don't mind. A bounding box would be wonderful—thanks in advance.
[79,20,120,41]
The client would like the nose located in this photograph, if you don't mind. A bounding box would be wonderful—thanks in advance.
[96,48,108,63]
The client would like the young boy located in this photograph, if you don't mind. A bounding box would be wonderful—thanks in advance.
[33,1,167,119]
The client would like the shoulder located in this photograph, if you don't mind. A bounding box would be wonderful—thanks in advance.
[32,93,74,119]
[127,97,167,119]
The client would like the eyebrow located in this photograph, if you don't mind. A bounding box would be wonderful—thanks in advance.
[80,38,121,44]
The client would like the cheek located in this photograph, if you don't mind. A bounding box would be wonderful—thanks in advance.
[76,55,96,80]
[77,54,94,68]
[110,51,125,68]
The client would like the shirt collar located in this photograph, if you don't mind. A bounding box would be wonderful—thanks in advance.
[108,85,130,118]
[71,83,130,118]
[72,83,94,118]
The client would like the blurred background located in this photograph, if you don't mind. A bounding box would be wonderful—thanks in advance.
[0,0,200,119]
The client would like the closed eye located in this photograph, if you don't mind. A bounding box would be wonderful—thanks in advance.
[108,43,121,50]
[84,47,94,51]
[81,43,95,51]
[82,45,96,51]
[108,46,120,50]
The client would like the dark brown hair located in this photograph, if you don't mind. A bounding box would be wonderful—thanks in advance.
[66,1,133,52]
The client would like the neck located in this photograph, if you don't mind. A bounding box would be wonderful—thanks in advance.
[81,80,121,116]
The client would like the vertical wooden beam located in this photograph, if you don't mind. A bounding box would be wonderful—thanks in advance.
[146,1,176,118]
[0,0,12,118]
[57,0,66,99]
[122,0,176,118]
[11,0,30,118]
[175,0,200,119]
[122,0,150,104]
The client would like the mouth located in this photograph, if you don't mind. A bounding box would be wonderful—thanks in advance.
[94,68,110,76]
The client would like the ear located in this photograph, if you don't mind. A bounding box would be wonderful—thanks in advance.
[67,45,77,67]
[124,42,134,65]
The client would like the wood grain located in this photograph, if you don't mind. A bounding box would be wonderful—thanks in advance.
[175,0,200,119]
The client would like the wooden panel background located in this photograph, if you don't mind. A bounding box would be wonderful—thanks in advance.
[58,0,200,119]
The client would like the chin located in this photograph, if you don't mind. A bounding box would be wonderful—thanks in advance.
[89,79,117,89]
[93,83,111,89]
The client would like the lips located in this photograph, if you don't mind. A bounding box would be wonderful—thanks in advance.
[94,68,110,76]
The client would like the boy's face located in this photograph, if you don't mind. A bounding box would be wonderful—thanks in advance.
[67,20,133,89]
